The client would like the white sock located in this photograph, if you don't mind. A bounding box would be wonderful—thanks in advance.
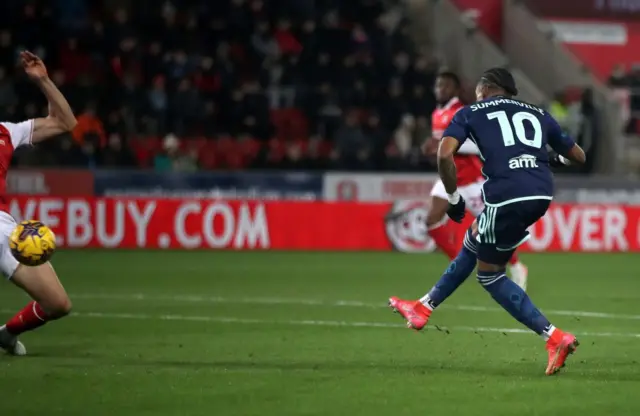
[542,325,556,341]
[418,294,435,311]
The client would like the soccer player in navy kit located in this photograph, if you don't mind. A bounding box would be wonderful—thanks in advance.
[390,68,586,375]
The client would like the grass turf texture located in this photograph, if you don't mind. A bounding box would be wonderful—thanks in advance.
[0,251,639,415]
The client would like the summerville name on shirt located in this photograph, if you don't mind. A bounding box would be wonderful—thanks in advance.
[470,98,544,114]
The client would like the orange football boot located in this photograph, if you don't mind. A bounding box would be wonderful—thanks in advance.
[545,329,579,376]
[388,297,432,330]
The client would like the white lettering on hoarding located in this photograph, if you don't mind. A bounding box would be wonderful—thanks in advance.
[174,202,270,249]
[235,204,269,248]
[96,201,123,247]
[67,199,91,246]
[39,200,63,237]
[527,210,554,251]
[554,208,581,250]
[203,203,235,248]
[528,206,629,252]
[174,202,201,248]
[128,201,156,247]
[9,199,33,221]
[605,207,627,251]
[4,198,636,252]
[580,207,601,251]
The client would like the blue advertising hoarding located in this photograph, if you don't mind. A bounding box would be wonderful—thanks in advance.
[93,170,323,200]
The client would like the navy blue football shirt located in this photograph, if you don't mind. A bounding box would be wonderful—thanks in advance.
[442,96,576,206]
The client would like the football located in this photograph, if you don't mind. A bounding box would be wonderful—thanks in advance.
[9,220,57,266]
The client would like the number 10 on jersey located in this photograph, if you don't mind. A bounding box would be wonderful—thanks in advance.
[487,111,542,149]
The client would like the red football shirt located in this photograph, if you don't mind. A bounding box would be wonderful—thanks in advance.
[431,98,483,186]
[0,120,34,212]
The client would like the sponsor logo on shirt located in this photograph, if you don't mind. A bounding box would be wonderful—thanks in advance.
[509,154,539,169]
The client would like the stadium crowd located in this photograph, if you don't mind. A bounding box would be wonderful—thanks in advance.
[608,64,640,133]
[1,0,446,172]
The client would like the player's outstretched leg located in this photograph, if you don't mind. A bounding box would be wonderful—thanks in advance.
[389,226,478,330]
[476,261,578,375]
[0,263,71,355]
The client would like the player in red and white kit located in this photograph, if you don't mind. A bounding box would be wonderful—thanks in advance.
[424,72,528,289]
[0,52,77,355]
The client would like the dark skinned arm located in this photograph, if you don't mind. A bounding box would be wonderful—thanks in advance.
[437,136,461,200]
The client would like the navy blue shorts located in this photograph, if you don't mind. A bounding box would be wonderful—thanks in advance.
[476,199,551,265]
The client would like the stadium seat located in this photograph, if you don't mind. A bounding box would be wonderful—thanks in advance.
[200,151,218,170]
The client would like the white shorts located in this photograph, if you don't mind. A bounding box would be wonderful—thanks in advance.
[0,211,19,279]
[430,179,485,217]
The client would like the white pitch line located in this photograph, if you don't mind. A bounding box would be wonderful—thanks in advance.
[63,292,640,321]
[3,309,638,339]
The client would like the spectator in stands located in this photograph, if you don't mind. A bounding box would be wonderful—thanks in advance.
[274,19,302,55]
[147,75,168,132]
[608,64,628,87]
[628,64,640,115]
[548,92,569,131]
[363,113,390,170]
[58,37,93,84]
[0,30,12,71]
[415,115,435,170]
[80,133,101,169]
[241,80,271,140]
[154,134,181,172]
[0,67,17,112]
[173,146,200,172]
[3,0,441,173]
[154,133,200,172]
[380,80,408,130]
[170,78,202,135]
[54,0,89,36]
[73,102,106,147]
[305,134,329,170]
[57,136,89,167]
[280,136,306,170]
[252,21,279,59]
[386,114,421,170]
[576,88,598,173]
[332,111,370,170]
[101,133,136,168]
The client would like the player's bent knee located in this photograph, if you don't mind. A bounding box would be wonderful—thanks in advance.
[45,296,72,319]
[10,262,72,318]
[40,288,72,318]
[29,289,72,319]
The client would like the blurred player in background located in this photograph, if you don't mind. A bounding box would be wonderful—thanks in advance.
[0,51,77,355]
[391,68,586,375]
[424,71,528,289]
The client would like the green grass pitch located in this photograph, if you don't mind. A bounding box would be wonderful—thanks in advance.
[0,251,639,415]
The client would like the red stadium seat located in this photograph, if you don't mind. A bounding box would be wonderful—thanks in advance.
[130,136,163,167]
[238,136,261,160]
[189,136,209,153]
[266,137,286,164]
[225,152,245,170]
[200,151,218,170]
[216,136,237,160]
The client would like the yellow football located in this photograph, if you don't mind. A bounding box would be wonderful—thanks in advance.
[9,220,57,266]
